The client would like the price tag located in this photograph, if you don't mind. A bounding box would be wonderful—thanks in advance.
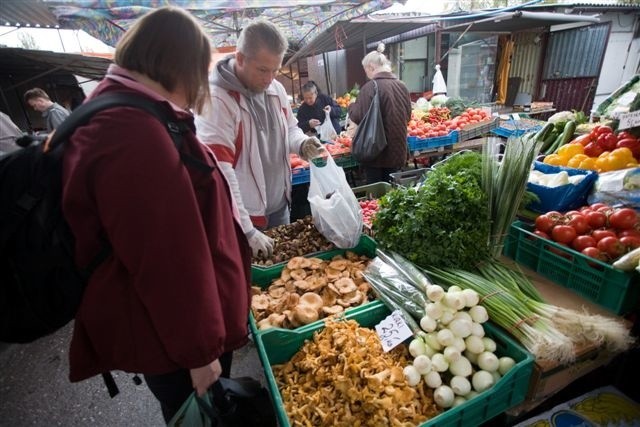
[375,310,413,352]
[618,110,640,130]
[511,113,521,121]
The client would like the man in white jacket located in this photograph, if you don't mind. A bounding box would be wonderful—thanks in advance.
[196,20,323,259]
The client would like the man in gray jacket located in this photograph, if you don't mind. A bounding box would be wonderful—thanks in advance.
[24,87,70,133]
[196,20,324,259]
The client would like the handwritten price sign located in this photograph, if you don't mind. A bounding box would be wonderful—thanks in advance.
[375,310,413,352]
[618,110,640,130]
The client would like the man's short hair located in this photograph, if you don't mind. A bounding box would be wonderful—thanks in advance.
[24,88,50,103]
[236,19,288,59]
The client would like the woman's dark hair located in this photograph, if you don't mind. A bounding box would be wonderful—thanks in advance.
[115,7,211,113]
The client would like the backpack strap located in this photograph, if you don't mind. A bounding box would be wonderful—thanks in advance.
[48,92,214,173]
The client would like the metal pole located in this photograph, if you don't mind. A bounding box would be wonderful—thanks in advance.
[57,28,66,52]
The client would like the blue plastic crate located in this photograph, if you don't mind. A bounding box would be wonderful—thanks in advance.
[291,167,310,185]
[407,130,459,152]
[492,119,543,139]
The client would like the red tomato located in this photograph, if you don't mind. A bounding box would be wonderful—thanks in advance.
[552,225,577,244]
[617,229,640,239]
[592,229,617,242]
[579,206,593,214]
[572,235,597,252]
[568,215,590,235]
[535,215,556,233]
[597,236,625,259]
[581,246,608,262]
[534,230,550,240]
[585,211,607,229]
[590,203,610,210]
[620,235,640,250]
[609,208,638,230]
[565,210,582,217]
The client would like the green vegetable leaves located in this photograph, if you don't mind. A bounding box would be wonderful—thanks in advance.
[373,164,490,270]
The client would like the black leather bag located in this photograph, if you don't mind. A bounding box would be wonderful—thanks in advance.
[351,80,387,163]
[196,377,277,427]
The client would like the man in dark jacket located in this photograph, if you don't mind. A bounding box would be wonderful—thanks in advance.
[348,45,411,184]
[296,81,342,138]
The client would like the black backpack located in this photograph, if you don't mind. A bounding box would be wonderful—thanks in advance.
[0,92,213,344]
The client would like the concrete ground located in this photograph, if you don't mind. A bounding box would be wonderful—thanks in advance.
[0,323,265,426]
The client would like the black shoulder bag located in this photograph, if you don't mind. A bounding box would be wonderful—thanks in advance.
[351,80,387,163]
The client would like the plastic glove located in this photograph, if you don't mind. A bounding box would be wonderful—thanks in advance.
[300,137,325,161]
[246,228,274,258]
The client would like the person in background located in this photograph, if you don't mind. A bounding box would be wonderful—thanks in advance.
[0,111,23,155]
[23,87,70,132]
[296,81,342,137]
[195,19,324,260]
[60,7,252,423]
[348,43,411,184]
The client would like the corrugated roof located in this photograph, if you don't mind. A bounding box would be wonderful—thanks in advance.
[0,47,112,82]
[529,1,640,9]
[284,19,427,66]
[1,0,61,27]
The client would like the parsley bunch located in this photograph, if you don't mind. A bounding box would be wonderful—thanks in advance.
[374,162,490,270]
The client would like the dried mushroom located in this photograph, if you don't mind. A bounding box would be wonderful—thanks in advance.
[272,319,440,426]
[252,216,336,265]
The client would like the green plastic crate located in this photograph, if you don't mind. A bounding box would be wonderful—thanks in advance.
[249,235,378,338]
[334,154,358,169]
[504,221,639,315]
[255,302,534,427]
[351,181,392,200]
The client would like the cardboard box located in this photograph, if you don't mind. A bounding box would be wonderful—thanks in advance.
[502,258,626,415]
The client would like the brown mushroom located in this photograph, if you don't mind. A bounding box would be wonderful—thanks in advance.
[334,277,357,295]
[267,312,286,327]
[299,292,324,313]
[290,269,307,281]
[294,279,311,291]
[337,290,363,307]
[251,294,269,311]
[321,290,337,306]
[257,318,274,330]
[293,304,319,325]
[329,259,348,271]
[251,286,263,296]
[268,286,286,299]
[322,305,344,315]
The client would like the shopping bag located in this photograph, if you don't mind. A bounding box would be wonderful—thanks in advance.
[351,80,387,163]
[169,377,277,427]
[168,391,212,427]
[316,109,337,141]
[308,154,362,248]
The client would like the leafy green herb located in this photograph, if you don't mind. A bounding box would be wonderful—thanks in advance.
[431,151,482,184]
[373,169,490,270]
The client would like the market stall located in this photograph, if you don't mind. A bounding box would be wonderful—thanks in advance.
[245,108,639,425]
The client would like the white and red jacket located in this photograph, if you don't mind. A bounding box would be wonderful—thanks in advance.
[195,60,307,233]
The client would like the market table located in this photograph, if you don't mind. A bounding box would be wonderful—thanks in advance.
[501,257,631,416]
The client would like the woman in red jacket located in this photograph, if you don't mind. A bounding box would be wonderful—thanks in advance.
[61,7,251,422]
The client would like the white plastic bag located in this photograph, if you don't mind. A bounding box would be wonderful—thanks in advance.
[308,154,362,248]
[316,109,337,141]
